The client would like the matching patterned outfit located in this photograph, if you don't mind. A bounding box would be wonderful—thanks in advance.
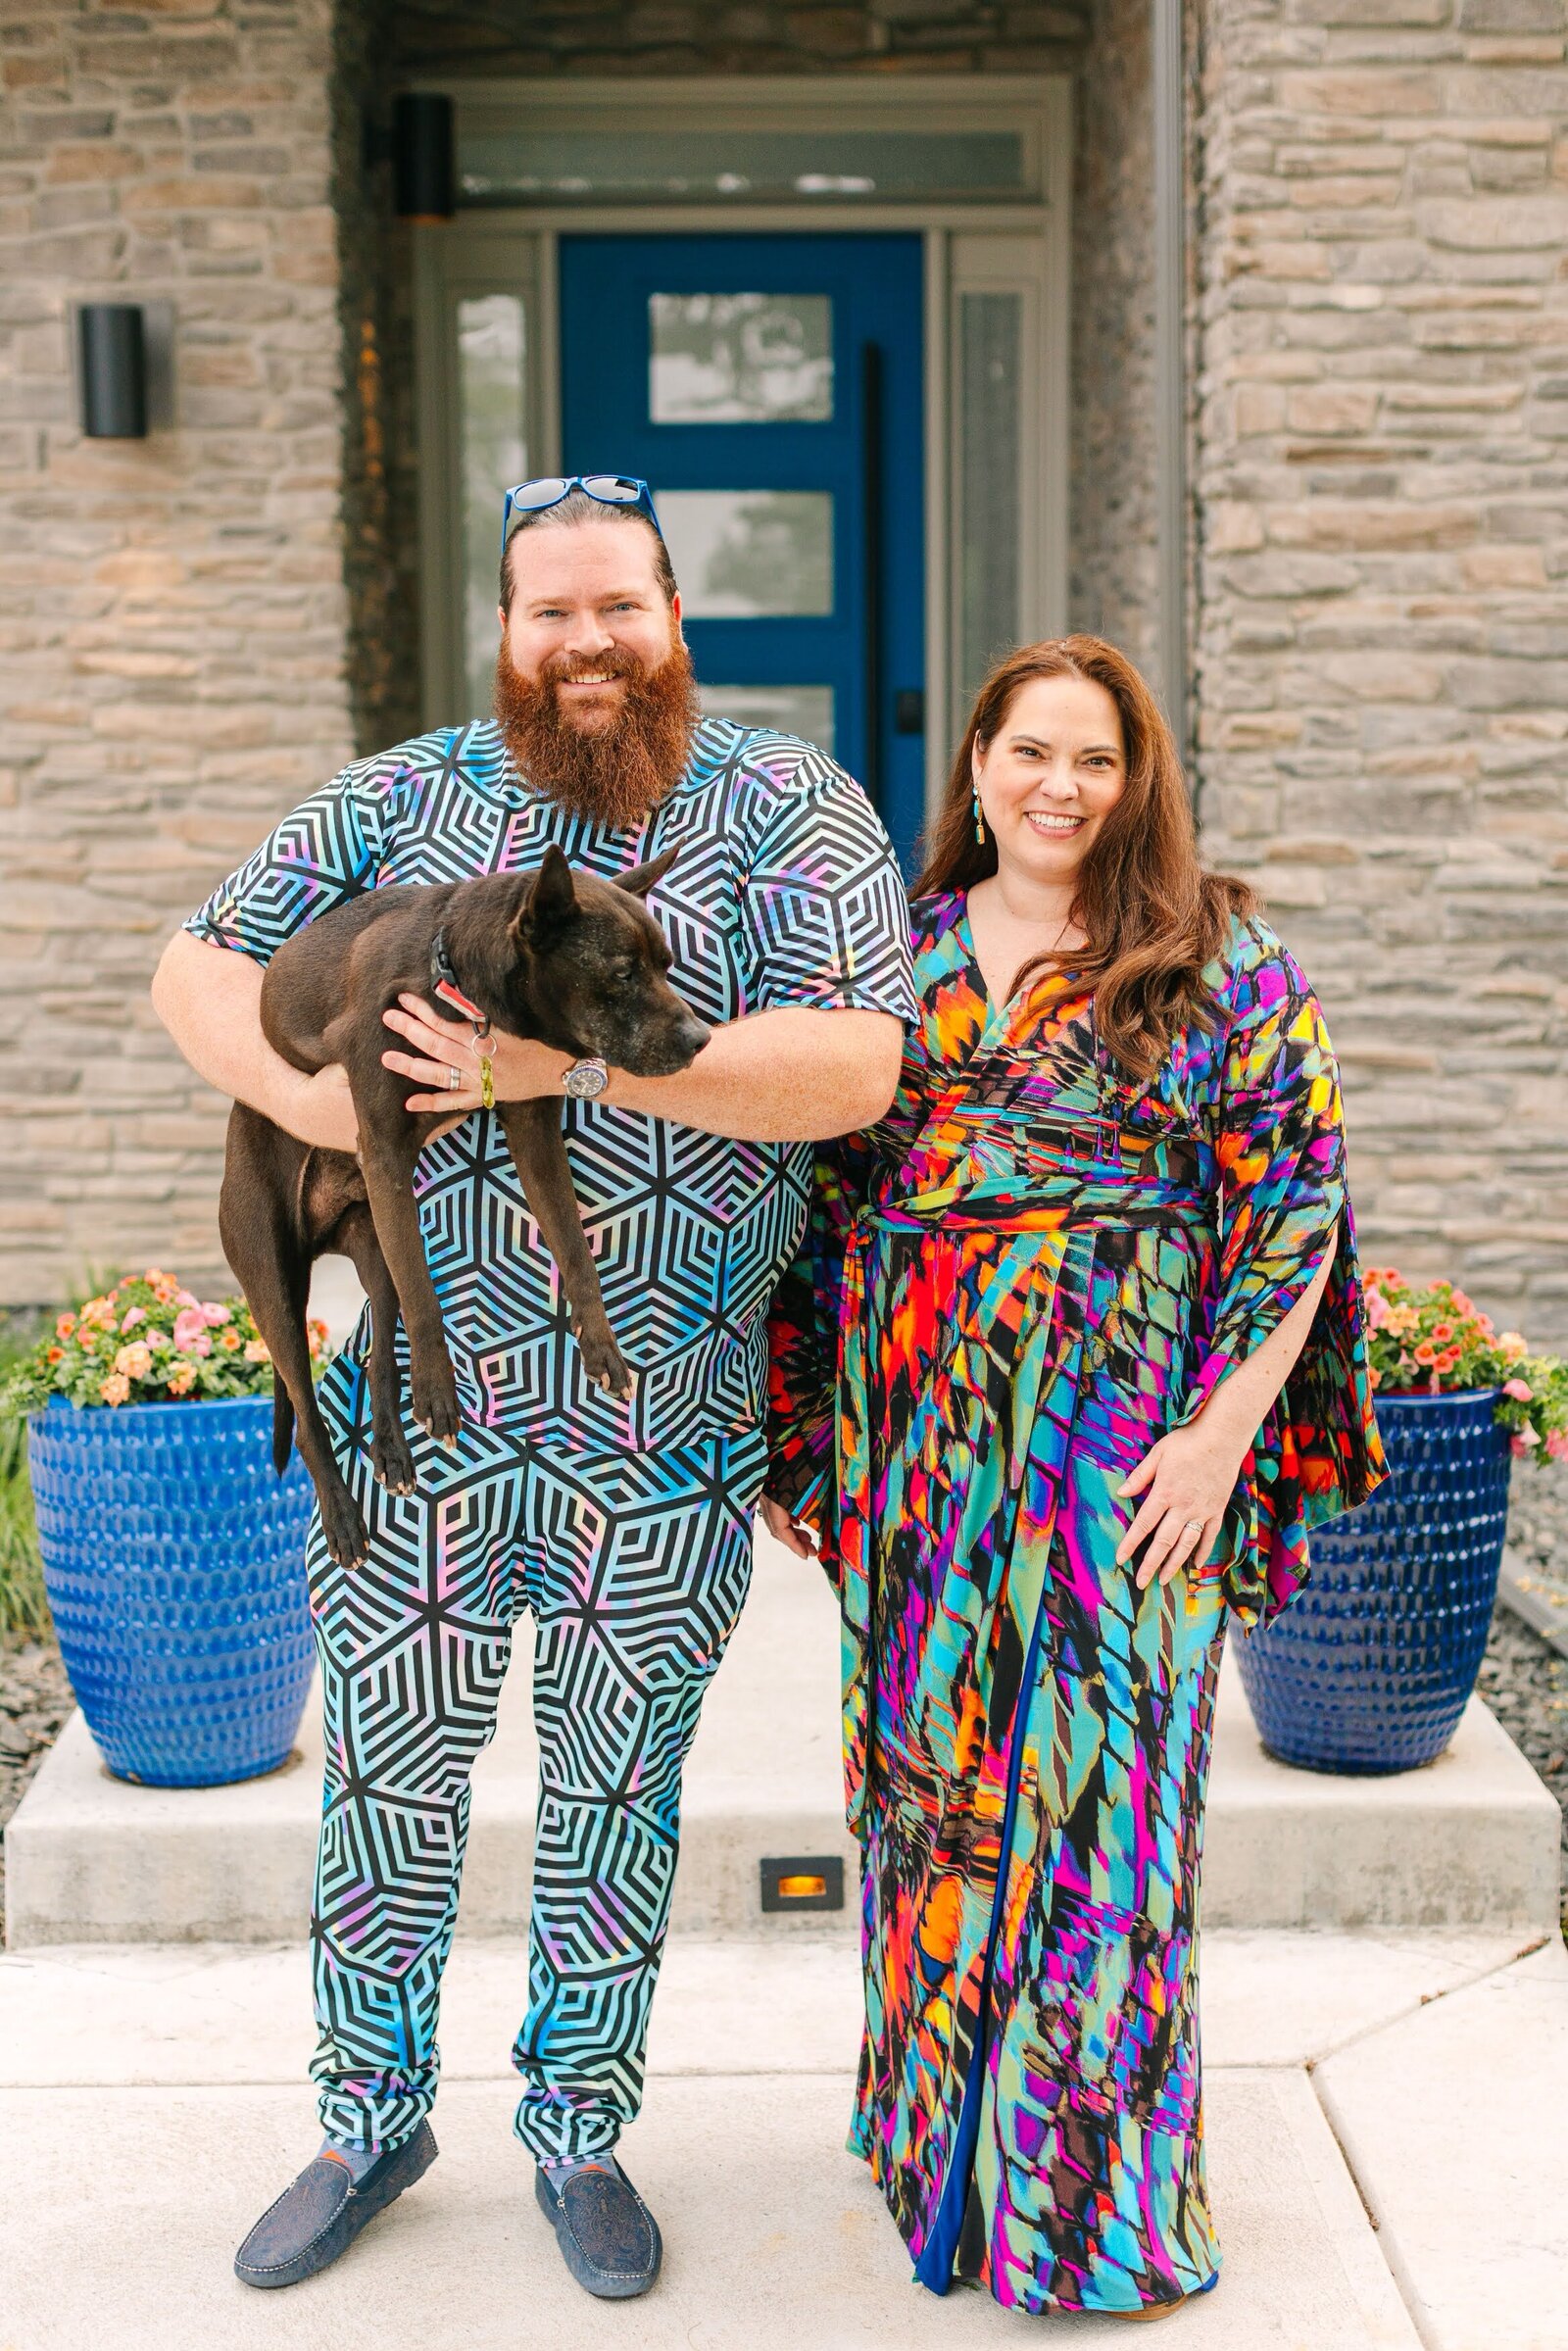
[766,894,1384,2315]
[185,715,915,2160]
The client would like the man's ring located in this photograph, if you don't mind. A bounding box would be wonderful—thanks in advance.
[447,1064,463,1092]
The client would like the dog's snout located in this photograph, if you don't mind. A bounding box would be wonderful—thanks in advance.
[680,1018,711,1058]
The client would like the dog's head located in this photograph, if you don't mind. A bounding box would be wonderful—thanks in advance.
[506,844,710,1076]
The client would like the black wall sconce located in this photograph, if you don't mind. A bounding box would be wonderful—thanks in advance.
[391,92,455,221]
[78,303,147,439]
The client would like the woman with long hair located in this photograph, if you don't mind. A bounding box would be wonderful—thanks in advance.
[763,636,1384,2320]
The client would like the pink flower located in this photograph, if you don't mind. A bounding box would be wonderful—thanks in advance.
[1510,1432,1536,1458]
[1366,1289,1390,1328]
[120,1305,146,1332]
[1503,1378,1534,1402]
[200,1301,230,1327]
[1451,1290,1473,1314]
[175,1289,199,1310]
[1545,1431,1568,1462]
[172,1307,211,1352]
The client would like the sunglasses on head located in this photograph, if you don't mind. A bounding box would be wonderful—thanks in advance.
[501,474,663,552]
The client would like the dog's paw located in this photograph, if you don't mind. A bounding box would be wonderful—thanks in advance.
[574,1320,635,1402]
[412,1366,463,1449]
[370,1427,417,1496]
[322,1492,371,1571]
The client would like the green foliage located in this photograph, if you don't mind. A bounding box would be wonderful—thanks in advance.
[0,1315,50,1641]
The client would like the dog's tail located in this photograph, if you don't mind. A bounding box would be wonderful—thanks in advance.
[272,1374,296,1478]
[270,1245,313,1477]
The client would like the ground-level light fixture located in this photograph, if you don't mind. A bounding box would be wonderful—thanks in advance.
[77,303,147,439]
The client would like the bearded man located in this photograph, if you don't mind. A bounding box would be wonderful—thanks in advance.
[152,476,914,2300]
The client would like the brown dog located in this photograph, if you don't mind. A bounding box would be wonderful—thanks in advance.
[220,845,708,1569]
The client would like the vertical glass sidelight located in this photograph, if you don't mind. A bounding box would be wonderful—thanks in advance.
[956,290,1022,713]
[458,292,527,715]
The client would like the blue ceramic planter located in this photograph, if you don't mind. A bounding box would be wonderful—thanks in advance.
[27,1395,315,1788]
[1234,1389,1510,1776]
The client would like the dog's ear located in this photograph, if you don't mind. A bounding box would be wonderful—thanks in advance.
[517,844,577,937]
[615,844,678,900]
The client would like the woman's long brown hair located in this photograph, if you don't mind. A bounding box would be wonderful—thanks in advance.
[914,635,1256,1083]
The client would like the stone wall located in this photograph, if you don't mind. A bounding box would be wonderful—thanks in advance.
[0,1,359,1305]
[1194,0,1568,1341]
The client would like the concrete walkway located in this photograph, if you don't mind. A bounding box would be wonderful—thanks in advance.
[3,1520,1566,2346]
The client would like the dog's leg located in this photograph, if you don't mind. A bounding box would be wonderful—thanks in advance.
[498,1099,633,1400]
[338,1206,416,1496]
[357,1137,464,1446]
[220,1119,370,1570]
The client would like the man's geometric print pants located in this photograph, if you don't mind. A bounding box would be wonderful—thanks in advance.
[303,1354,765,2162]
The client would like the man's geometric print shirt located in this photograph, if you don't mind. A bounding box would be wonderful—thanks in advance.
[186,716,916,1455]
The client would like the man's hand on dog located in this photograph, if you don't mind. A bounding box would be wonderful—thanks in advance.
[382,994,570,1117]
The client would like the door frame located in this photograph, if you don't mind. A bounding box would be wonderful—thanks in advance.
[411,74,1071,822]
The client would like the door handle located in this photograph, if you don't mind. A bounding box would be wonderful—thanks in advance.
[861,340,883,808]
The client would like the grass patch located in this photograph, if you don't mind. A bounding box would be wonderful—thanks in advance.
[0,1312,50,1642]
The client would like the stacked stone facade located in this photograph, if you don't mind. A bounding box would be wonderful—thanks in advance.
[0,1,356,1303]
[1194,0,1568,1336]
[5,0,1563,1346]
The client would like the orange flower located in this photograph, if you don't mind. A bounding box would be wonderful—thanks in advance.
[243,1338,271,1364]
[113,1341,153,1381]
[1431,1321,1453,1343]
[1414,1342,1437,1366]
[217,1326,241,1352]
[46,1345,63,1364]
[99,1372,131,1406]
[1369,1366,1381,1391]
[167,1363,197,1397]
[56,1312,75,1340]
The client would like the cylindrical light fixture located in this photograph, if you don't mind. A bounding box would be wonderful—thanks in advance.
[78,304,148,439]
[392,92,455,221]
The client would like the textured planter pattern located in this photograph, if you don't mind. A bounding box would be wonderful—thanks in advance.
[28,1396,315,1788]
[1234,1390,1510,1776]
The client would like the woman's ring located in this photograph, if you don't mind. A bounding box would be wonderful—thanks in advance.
[1183,1519,1203,1537]
[447,1064,463,1092]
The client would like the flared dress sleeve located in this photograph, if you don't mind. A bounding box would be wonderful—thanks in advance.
[764,1128,879,1564]
[1183,919,1387,1629]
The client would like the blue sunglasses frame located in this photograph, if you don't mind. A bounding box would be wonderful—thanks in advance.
[501,473,663,554]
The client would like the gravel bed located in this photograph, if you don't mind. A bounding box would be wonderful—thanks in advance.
[0,1639,73,1920]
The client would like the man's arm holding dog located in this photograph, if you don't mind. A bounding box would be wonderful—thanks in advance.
[382,995,903,1142]
[154,931,901,1147]
[152,931,360,1151]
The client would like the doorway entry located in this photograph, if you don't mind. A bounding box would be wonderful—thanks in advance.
[558,233,925,863]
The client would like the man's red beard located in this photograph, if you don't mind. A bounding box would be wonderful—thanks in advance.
[493,636,701,830]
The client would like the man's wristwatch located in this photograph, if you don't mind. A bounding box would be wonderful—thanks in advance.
[562,1056,611,1102]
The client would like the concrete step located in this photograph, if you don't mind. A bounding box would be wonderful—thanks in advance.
[7,1528,1562,1945]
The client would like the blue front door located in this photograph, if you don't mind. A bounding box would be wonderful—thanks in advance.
[560,232,925,868]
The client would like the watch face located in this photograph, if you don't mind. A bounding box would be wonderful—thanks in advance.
[564,1058,609,1100]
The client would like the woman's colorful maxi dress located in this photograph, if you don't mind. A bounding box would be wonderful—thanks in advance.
[766,895,1384,2317]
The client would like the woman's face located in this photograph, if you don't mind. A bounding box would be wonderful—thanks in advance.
[972,672,1127,889]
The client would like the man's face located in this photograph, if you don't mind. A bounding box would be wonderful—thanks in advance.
[499,516,683,730]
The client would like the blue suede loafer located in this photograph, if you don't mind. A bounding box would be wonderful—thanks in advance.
[234,2122,437,2289]
[534,2159,662,2299]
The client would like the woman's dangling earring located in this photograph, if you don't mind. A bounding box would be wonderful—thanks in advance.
[973,788,988,845]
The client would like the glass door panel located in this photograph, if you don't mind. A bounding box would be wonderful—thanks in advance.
[559,232,925,866]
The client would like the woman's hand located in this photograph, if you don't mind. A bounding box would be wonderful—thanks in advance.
[760,1494,819,1561]
[1115,1405,1250,1591]
[381,995,571,1115]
